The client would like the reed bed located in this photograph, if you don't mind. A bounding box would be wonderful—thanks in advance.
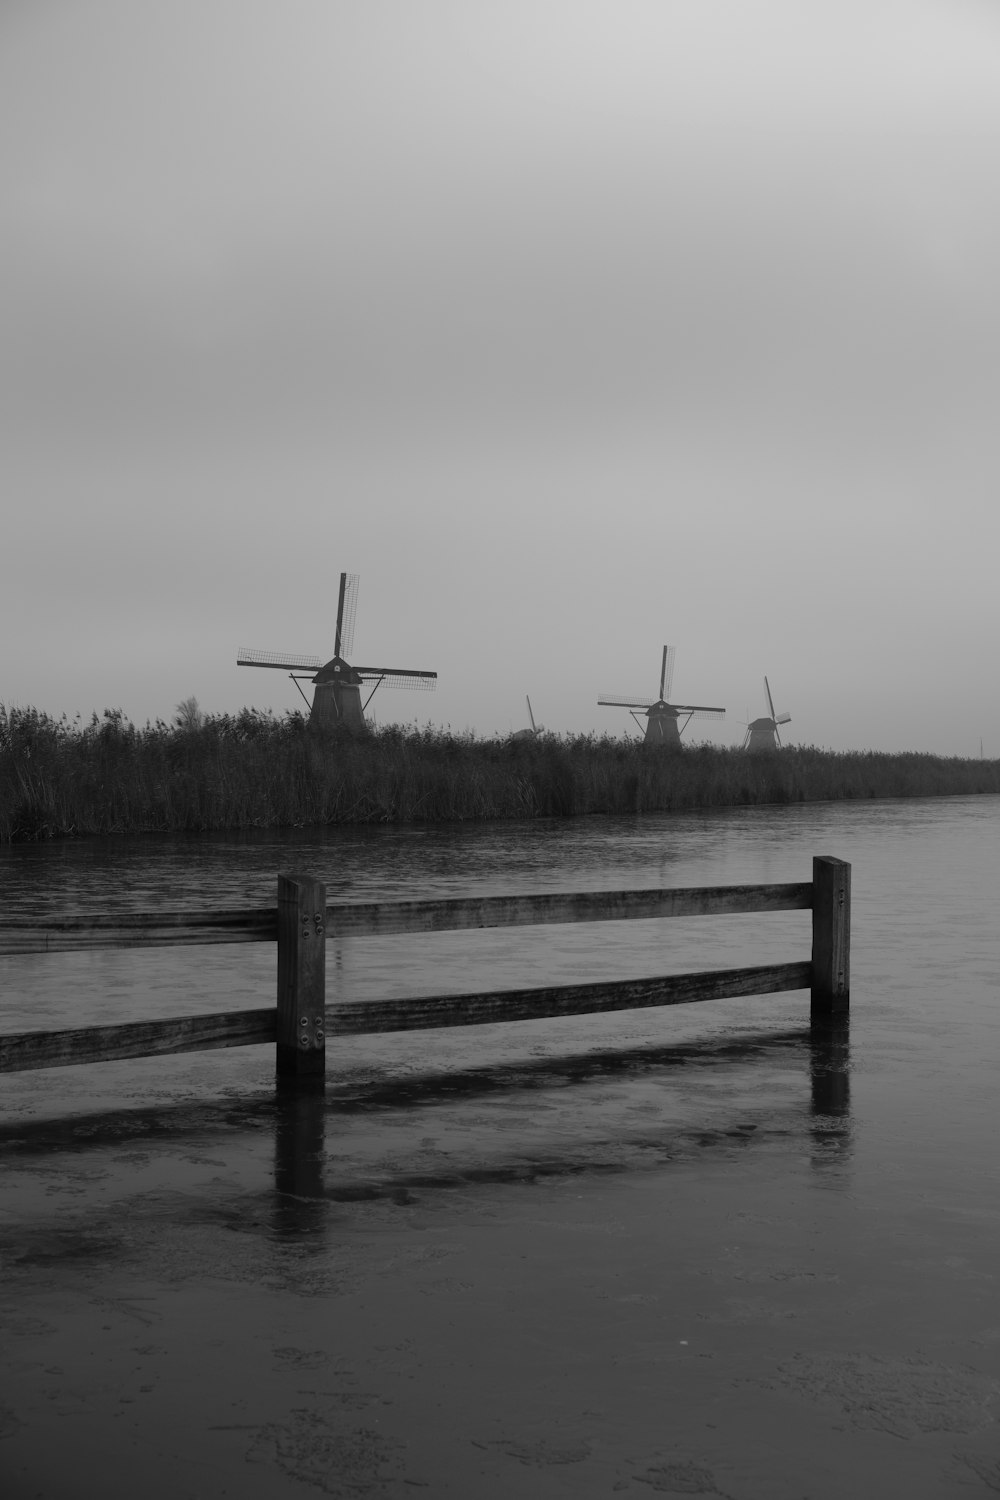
[2,704,999,842]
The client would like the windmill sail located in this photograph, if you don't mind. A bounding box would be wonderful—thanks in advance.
[511,695,544,740]
[353,668,437,690]
[659,645,676,702]
[764,676,791,725]
[237,648,323,671]
[335,573,360,660]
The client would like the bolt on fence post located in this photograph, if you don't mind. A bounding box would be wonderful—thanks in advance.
[276,874,327,1078]
[811,856,851,1019]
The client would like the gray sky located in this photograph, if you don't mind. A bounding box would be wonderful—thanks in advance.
[3,0,999,754]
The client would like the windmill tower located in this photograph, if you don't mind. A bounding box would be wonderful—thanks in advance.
[511,696,544,741]
[237,573,436,734]
[598,645,725,748]
[742,677,791,752]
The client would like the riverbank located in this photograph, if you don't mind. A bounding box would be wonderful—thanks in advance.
[3,705,1000,841]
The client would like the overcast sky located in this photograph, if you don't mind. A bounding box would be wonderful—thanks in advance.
[3,0,998,754]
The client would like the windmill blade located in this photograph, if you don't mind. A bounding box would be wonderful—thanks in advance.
[776,712,792,725]
[664,645,676,701]
[355,667,437,690]
[660,645,676,701]
[335,573,360,660]
[527,696,536,733]
[598,694,656,708]
[674,705,726,720]
[764,676,776,720]
[237,647,323,671]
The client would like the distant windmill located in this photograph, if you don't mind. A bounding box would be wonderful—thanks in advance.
[742,677,791,752]
[511,696,544,741]
[598,645,725,748]
[237,572,436,734]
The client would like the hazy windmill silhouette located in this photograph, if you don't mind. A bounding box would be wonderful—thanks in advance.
[742,677,791,752]
[237,573,436,734]
[599,645,725,747]
[511,696,544,741]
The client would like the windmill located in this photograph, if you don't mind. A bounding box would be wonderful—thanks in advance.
[237,573,436,734]
[598,645,725,748]
[742,677,791,752]
[511,696,544,741]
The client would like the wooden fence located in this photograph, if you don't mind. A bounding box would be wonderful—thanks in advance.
[0,856,850,1080]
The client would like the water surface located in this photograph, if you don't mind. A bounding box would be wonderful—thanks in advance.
[3,799,1000,1495]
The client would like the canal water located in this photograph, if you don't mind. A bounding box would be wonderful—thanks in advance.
[1,797,999,1497]
[2,795,998,1119]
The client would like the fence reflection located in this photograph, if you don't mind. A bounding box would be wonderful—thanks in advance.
[272,1076,327,1237]
[267,1022,854,1217]
[809,1017,852,1175]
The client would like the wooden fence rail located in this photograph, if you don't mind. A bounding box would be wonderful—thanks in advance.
[0,856,850,1080]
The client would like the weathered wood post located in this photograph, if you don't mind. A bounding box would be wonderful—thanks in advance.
[276,874,327,1078]
[811,856,850,1017]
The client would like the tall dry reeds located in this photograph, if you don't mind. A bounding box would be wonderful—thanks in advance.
[2,703,999,841]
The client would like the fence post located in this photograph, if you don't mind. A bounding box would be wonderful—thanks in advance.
[276,874,327,1078]
[811,856,850,1017]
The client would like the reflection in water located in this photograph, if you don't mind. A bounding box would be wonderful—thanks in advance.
[264,1025,851,1204]
[5,793,991,925]
[0,1024,850,1228]
[326,1028,806,1112]
[809,1017,852,1176]
[272,1077,327,1238]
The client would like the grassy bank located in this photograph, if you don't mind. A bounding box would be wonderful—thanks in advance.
[2,704,999,842]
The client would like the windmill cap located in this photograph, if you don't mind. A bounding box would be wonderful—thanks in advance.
[314,656,363,685]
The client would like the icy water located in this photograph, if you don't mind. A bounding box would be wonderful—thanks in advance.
[2,798,1000,1498]
[0,792,997,1034]
[1,796,999,1153]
